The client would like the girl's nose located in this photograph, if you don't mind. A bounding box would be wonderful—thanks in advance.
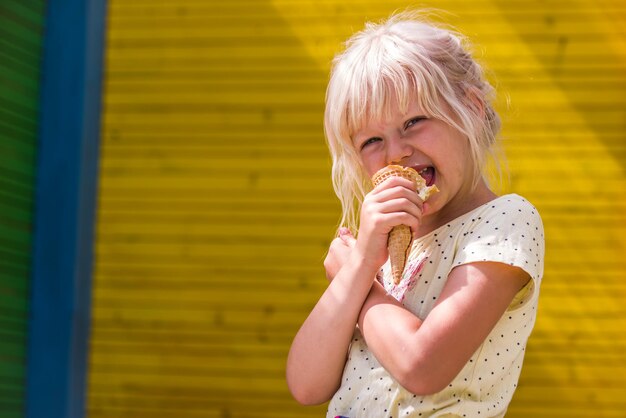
[386,136,413,164]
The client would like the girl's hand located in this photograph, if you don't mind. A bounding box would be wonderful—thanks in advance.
[355,175,424,271]
[324,228,356,282]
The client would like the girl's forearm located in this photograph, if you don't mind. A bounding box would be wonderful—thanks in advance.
[286,254,378,405]
[357,281,428,391]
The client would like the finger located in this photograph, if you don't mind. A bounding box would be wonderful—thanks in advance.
[380,212,421,233]
[375,197,423,218]
[371,185,424,209]
[338,227,356,247]
[372,175,419,194]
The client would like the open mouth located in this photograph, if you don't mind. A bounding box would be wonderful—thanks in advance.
[417,166,435,187]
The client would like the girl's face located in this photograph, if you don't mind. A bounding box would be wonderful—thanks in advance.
[352,99,487,229]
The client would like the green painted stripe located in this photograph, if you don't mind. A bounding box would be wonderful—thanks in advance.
[0,202,34,223]
[0,206,33,224]
[0,387,24,402]
[0,407,22,418]
[0,319,27,335]
[0,341,26,357]
[0,66,39,93]
[0,158,36,180]
[0,236,31,255]
[0,262,28,277]
[0,121,37,143]
[0,294,28,312]
[0,256,31,267]
[0,273,28,293]
[1,1,46,27]
[0,107,38,133]
[0,252,30,271]
[0,39,39,70]
[0,361,25,379]
[0,158,36,182]
[0,337,26,353]
[0,192,32,213]
[0,183,33,203]
[0,308,28,322]
[0,140,36,157]
[0,50,40,80]
[0,380,25,392]
[0,260,30,274]
[0,19,43,51]
[0,164,34,184]
[0,91,39,114]
[0,331,27,345]
[0,277,27,292]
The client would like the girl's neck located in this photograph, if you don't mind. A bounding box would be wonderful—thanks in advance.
[418,179,497,236]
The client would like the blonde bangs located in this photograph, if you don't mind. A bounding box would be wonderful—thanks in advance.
[338,40,447,142]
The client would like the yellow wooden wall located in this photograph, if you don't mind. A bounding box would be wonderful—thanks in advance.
[88,1,626,417]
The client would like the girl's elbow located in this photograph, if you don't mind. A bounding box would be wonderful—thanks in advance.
[286,373,334,406]
[288,383,332,406]
[397,358,452,396]
[402,377,450,397]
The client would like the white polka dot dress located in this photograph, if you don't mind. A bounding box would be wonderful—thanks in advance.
[327,194,545,418]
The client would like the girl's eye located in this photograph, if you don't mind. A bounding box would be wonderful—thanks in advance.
[404,116,426,130]
[361,137,382,150]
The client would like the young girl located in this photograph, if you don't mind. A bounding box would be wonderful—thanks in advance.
[286,10,544,418]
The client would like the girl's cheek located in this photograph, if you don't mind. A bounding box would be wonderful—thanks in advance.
[365,153,387,175]
[360,158,378,178]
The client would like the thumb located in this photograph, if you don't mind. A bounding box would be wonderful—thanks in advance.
[338,227,356,247]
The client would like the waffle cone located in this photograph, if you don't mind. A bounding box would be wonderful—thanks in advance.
[371,165,439,284]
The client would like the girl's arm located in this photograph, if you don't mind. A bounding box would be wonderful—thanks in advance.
[287,176,422,405]
[358,261,530,395]
[285,249,378,405]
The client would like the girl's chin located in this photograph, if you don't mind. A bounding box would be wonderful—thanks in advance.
[422,201,434,217]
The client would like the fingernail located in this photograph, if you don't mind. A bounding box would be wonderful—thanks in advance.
[339,227,351,237]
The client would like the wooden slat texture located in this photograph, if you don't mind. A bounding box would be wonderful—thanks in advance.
[0,1,45,417]
[89,1,626,417]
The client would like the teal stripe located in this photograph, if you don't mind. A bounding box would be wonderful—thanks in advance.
[26,1,107,417]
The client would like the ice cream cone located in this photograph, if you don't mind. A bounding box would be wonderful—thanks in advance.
[371,165,439,284]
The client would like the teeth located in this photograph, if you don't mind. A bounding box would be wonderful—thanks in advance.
[418,168,428,174]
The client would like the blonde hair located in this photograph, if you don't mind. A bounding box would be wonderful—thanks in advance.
[324,10,502,233]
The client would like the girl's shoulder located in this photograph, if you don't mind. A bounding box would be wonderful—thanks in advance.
[476,193,544,231]
[453,193,545,282]
[473,193,539,215]
[425,193,543,239]
[485,193,540,213]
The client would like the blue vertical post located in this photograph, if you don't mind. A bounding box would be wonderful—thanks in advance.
[26,0,108,417]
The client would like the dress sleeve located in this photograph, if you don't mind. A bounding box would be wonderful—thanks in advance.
[452,196,545,285]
